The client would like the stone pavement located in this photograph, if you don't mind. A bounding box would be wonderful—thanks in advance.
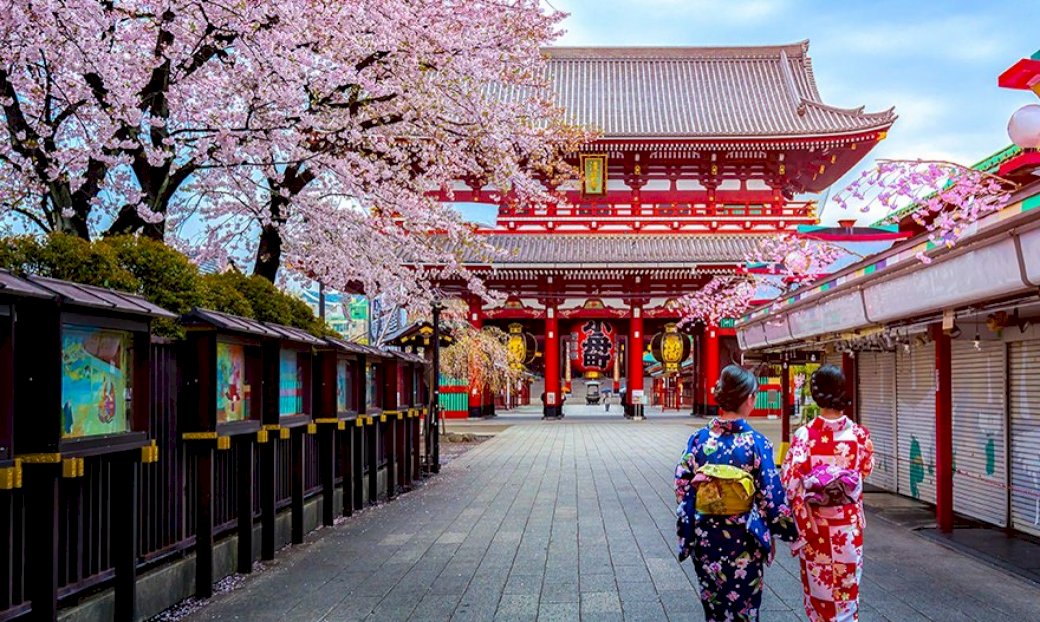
[182,419,1040,622]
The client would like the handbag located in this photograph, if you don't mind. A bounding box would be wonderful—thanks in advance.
[803,464,862,506]
[693,464,756,515]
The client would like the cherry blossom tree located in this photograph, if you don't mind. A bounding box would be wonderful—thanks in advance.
[178,0,588,293]
[0,1,298,239]
[2,0,584,320]
[440,324,523,395]
[833,159,1015,263]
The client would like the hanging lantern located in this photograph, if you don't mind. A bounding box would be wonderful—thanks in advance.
[650,323,692,374]
[571,320,616,376]
[783,247,811,276]
[506,322,538,366]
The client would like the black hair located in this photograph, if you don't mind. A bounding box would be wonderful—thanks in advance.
[712,364,759,413]
[811,365,850,410]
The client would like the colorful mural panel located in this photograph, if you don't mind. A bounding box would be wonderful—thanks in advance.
[279,349,302,416]
[216,342,249,423]
[337,359,350,412]
[61,325,132,438]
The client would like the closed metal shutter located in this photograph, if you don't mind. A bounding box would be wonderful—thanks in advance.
[1010,340,1040,537]
[896,343,936,503]
[858,352,897,491]
[951,340,1008,526]
[823,351,843,369]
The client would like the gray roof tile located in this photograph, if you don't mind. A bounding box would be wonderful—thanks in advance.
[535,42,895,139]
[467,234,755,265]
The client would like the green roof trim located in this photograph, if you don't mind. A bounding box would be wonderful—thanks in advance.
[864,264,877,275]
[870,144,1023,226]
[1024,194,1040,212]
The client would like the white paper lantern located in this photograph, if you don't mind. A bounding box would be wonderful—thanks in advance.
[784,249,811,275]
[1008,104,1040,149]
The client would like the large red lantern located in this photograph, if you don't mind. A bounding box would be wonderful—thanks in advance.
[570,320,616,377]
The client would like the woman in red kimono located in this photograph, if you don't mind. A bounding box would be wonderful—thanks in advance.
[781,365,874,622]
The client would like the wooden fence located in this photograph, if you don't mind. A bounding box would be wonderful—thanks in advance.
[0,342,433,622]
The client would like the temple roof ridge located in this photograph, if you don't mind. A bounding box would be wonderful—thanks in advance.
[543,40,811,60]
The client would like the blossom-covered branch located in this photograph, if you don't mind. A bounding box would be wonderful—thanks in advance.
[833,159,1015,263]
[744,233,849,287]
[677,276,757,327]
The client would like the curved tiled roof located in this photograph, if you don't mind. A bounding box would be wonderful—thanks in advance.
[465,234,756,266]
[540,41,895,139]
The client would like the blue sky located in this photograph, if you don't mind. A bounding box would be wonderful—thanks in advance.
[460,1,1038,226]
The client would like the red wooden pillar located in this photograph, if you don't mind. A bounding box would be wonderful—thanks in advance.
[544,306,562,418]
[468,299,483,418]
[704,325,720,417]
[628,304,645,419]
[933,325,954,533]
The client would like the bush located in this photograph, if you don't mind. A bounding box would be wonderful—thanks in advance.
[0,233,329,338]
[198,272,255,318]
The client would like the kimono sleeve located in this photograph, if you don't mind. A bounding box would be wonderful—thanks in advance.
[781,427,813,546]
[674,433,701,505]
[754,437,798,543]
[857,425,876,479]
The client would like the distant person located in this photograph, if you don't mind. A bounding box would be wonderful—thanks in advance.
[782,365,874,622]
[674,365,798,621]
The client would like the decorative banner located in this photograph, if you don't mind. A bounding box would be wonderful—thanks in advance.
[506,322,538,366]
[650,323,692,374]
[571,320,616,375]
[580,153,607,196]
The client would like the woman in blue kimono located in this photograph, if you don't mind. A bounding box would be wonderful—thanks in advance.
[675,365,798,621]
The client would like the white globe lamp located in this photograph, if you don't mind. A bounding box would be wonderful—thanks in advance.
[1008,104,1040,149]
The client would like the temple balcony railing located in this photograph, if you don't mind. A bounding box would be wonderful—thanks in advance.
[492,201,817,232]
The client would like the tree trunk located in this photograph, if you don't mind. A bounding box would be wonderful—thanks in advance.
[105,204,165,240]
[252,221,282,282]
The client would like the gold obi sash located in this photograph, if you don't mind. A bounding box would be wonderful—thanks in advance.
[695,464,756,516]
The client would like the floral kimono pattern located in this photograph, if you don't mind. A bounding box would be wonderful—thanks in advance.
[675,418,798,622]
[781,416,874,622]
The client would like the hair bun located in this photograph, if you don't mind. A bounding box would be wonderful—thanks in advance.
[811,365,849,410]
[713,365,758,413]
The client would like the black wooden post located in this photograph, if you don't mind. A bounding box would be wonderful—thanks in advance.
[236,436,254,574]
[431,304,441,474]
[290,428,305,545]
[339,426,352,517]
[384,416,396,500]
[259,437,275,561]
[351,423,364,510]
[319,424,336,527]
[23,462,59,620]
[113,450,139,621]
[260,339,278,562]
[194,445,214,598]
[411,413,421,482]
[400,411,411,490]
[366,419,378,505]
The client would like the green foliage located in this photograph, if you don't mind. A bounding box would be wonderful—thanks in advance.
[198,272,254,318]
[0,234,137,290]
[0,233,329,339]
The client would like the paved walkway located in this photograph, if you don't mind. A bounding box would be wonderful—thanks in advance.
[183,420,1040,621]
